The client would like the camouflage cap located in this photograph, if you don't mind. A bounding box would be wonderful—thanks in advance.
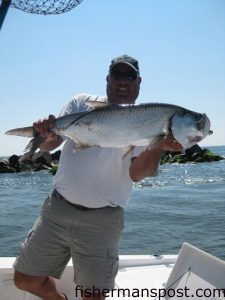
[109,54,140,75]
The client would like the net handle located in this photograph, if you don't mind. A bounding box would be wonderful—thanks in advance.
[0,0,11,31]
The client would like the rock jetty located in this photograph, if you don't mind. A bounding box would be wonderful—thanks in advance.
[0,145,224,174]
[161,144,224,164]
[0,150,61,174]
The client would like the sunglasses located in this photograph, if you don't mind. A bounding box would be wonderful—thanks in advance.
[110,70,138,81]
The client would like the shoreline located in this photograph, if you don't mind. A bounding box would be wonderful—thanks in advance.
[1,144,225,160]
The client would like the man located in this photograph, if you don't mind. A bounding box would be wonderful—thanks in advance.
[13,55,182,300]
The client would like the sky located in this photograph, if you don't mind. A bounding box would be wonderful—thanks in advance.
[0,0,225,156]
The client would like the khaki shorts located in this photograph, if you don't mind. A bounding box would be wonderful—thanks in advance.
[13,190,124,290]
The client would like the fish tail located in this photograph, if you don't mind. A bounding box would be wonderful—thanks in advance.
[20,136,47,161]
[5,126,35,138]
[5,125,48,160]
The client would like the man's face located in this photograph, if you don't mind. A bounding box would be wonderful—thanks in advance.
[106,63,142,105]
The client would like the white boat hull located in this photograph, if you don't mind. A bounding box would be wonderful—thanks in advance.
[0,255,177,300]
[1,243,225,300]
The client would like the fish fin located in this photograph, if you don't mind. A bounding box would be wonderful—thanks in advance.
[85,100,112,109]
[72,142,92,153]
[65,104,114,129]
[65,102,118,129]
[122,146,135,159]
[5,126,35,138]
[20,136,47,161]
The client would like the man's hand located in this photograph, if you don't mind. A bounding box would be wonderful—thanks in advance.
[33,115,63,151]
[129,133,183,182]
[33,115,57,142]
[156,132,183,153]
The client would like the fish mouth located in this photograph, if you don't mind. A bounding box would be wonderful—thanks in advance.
[195,113,207,130]
[189,113,212,143]
[192,113,212,135]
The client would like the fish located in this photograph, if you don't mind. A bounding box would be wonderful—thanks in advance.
[5,101,212,159]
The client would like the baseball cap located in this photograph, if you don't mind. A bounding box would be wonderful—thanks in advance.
[109,54,140,75]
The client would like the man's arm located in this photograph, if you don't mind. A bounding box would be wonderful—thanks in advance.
[33,115,63,152]
[129,133,183,182]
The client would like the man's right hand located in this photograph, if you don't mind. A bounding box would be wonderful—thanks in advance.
[33,115,56,138]
[33,115,62,151]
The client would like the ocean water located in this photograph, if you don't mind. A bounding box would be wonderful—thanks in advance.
[0,146,225,259]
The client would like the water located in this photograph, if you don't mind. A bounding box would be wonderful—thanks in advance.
[0,146,225,259]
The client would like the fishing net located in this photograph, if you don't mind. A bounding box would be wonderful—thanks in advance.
[10,0,83,15]
[0,0,83,30]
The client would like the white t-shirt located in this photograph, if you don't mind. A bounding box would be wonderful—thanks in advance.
[53,94,144,208]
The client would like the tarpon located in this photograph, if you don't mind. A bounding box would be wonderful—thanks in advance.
[5,102,212,159]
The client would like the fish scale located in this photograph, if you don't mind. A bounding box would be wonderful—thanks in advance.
[5,102,212,159]
[58,104,181,148]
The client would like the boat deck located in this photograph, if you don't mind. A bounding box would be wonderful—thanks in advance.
[0,255,176,300]
[2,243,225,300]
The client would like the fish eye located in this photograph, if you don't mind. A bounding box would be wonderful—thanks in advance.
[193,113,204,122]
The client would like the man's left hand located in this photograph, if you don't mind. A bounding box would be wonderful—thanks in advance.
[157,133,184,152]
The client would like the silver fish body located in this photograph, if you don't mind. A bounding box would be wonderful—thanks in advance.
[5,102,212,158]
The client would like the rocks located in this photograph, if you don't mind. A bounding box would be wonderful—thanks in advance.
[49,165,58,175]
[8,154,20,169]
[161,145,224,164]
[1,145,224,174]
[0,150,61,174]
[0,160,17,173]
